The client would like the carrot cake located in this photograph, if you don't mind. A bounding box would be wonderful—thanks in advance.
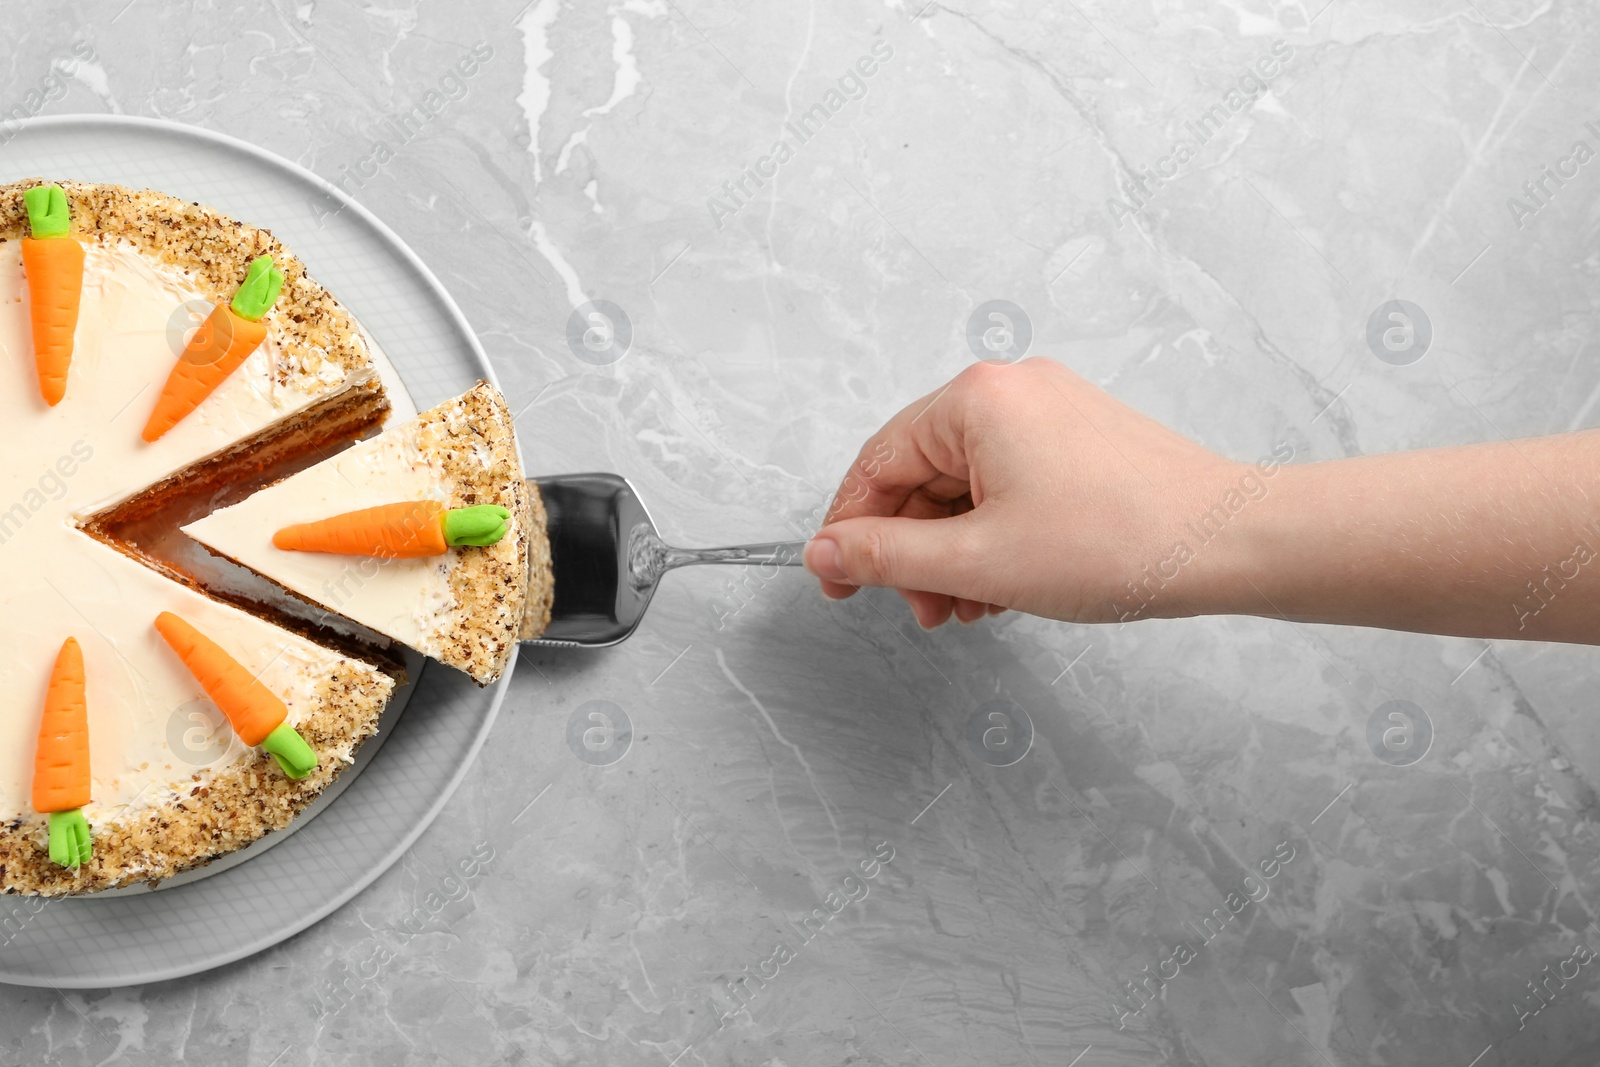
[184,382,548,685]
[0,179,398,896]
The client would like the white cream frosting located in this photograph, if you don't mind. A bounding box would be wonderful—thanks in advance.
[0,238,380,821]
[183,421,457,659]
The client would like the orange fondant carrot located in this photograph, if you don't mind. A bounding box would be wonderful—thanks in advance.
[141,304,267,442]
[32,637,90,814]
[20,185,85,407]
[154,612,286,747]
[273,500,449,559]
[142,254,283,442]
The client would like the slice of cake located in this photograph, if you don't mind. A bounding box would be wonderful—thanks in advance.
[184,382,548,685]
[0,178,395,896]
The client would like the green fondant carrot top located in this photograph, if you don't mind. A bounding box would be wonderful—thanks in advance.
[444,504,513,547]
[23,184,71,238]
[230,253,284,322]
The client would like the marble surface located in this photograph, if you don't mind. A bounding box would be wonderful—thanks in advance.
[3,0,1600,1064]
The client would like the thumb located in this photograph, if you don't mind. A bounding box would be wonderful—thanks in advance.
[804,514,983,597]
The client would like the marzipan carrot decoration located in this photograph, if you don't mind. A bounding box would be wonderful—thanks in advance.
[142,254,284,442]
[272,501,511,558]
[20,184,85,407]
[153,612,318,779]
[33,636,93,868]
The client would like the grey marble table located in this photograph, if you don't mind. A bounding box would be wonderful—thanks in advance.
[4,1,1600,1064]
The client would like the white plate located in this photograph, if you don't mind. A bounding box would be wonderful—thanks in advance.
[0,115,513,989]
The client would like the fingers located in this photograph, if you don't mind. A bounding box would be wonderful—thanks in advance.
[899,588,955,629]
[952,598,988,624]
[823,371,984,528]
[805,532,1006,627]
[806,538,858,601]
[805,512,985,601]
[810,364,1031,626]
[818,580,1002,629]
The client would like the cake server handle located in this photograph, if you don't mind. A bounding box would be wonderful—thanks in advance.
[655,539,810,570]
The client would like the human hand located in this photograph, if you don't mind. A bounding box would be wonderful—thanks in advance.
[803,357,1247,628]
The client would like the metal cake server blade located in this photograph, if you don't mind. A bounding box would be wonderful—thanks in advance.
[523,473,808,648]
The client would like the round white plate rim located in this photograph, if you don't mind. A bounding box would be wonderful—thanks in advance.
[0,113,515,989]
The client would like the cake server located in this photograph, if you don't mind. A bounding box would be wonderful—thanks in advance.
[524,472,809,648]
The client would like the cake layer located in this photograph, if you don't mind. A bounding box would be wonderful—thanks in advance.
[185,382,539,685]
[86,376,389,525]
